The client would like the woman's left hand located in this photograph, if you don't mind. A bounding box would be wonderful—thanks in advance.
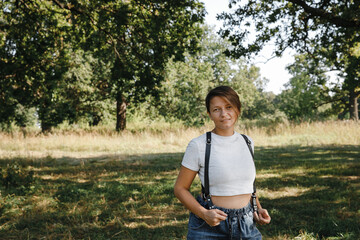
[253,208,271,225]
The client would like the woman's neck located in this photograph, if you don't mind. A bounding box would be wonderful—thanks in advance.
[212,128,234,136]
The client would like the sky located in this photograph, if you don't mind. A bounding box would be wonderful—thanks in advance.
[202,0,293,94]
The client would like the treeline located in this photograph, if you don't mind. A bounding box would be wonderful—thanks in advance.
[1,1,359,133]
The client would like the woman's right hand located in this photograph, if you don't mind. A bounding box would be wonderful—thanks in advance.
[202,209,228,226]
[174,167,228,227]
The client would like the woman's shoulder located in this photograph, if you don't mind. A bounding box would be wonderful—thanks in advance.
[183,133,207,155]
[189,133,207,145]
[235,132,254,144]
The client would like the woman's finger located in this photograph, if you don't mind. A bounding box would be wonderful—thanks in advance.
[214,209,228,220]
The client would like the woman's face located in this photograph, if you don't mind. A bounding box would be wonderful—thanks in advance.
[208,96,239,135]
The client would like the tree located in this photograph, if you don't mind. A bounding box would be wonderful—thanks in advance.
[156,26,268,125]
[219,0,360,120]
[58,49,114,126]
[48,0,207,131]
[196,25,269,119]
[277,54,333,120]
[1,0,206,131]
[158,54,213,126]
[0,0,74,131]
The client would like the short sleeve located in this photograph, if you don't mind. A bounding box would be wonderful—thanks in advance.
[181,140,200,172]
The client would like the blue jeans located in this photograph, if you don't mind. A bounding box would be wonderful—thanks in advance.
[187,196,262,240]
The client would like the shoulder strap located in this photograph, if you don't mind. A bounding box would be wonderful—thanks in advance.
[241,134,256,194]
[241,134,254,159]
[241,134,258,212]
[204,132,212,201]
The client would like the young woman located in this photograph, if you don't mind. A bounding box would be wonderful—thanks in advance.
[174,86,271,239]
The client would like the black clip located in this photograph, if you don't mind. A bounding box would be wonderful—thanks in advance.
[251,194,258,213]
[206,195,215,209]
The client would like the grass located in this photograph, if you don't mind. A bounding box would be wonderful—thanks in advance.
[0,120,359,239]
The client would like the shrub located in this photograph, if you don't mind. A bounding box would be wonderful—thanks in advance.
[0,162,34,194]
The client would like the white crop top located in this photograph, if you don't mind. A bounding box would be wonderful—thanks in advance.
[181,132,255,196]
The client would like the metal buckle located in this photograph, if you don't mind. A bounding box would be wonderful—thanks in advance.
[251,194,258,212]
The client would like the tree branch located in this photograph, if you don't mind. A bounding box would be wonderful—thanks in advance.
[288,0,360,28]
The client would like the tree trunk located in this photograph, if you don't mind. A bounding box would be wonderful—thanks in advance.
[349,90,359,121]
[116,94,127,131]
[41,121,52,133]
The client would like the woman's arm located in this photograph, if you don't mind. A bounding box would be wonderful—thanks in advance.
[253,195,271,225]
[174,166,227,226]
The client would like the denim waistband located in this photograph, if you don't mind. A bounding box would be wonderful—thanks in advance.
[213,201,252,217]
[196,195,253,217]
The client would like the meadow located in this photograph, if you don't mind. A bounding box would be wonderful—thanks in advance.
[0,120,359,239]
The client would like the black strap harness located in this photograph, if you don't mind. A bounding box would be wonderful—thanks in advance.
[201,132,258,212]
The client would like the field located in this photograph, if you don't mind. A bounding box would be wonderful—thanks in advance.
[0,121,359,239]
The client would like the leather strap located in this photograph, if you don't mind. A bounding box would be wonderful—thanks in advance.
[241,134,256,194]
[203,132,213,208]
[204,132,211,198]
[241,134,258,213]
[202,132,257,211]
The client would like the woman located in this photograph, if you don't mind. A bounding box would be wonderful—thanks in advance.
[174,86,271,239]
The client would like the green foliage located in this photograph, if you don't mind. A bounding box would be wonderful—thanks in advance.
[0,0,74,131]
[244,91,277,119]
[196,25,270,119]
[1,0,359,132]
[131,26,272,126]
[0,103,37,132]
[0,0,206,132]
[55,49,115,126]
[99,0,206,130]
[231,64,269,119]
[0,162,34,195]
[276,54,335,120]
[219,0,360,120]
[159,55,213,126]
[220,0,360,58]
[13,104,37,128]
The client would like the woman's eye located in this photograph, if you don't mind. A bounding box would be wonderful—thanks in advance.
[226,106,232,109]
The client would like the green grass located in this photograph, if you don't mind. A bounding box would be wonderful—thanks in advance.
[0,145,358,239]
[0,121,359,239]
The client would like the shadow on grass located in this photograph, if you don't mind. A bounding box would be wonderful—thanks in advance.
[0,145,359,239]
[255,145,360,239]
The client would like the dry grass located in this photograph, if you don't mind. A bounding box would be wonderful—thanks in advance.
[244,120,360,146]
[0,120,359,160]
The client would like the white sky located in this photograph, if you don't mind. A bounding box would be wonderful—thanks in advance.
[202,0,293,94]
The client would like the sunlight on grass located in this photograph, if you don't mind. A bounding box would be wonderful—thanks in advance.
[28,196,58,213]
[260,186,312,199]
[0,121,359,239]
[256,173,281,178]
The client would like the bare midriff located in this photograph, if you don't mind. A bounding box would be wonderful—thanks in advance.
[212,194,252,209]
